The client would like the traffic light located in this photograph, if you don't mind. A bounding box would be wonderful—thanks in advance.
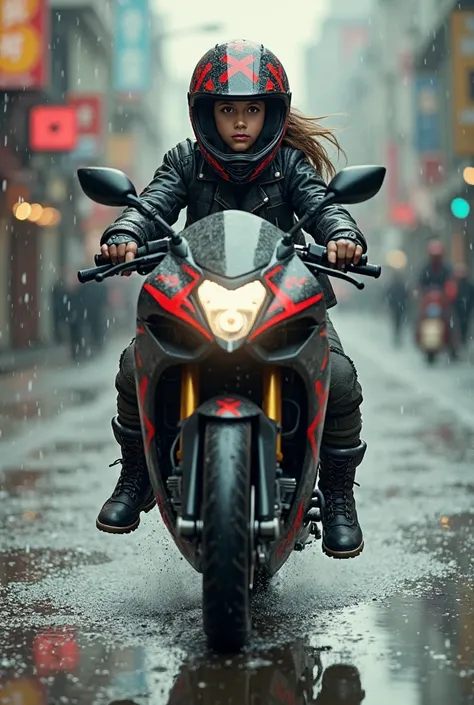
[450,197,470,219]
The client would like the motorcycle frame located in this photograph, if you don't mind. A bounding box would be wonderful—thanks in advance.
[134,239,331,577]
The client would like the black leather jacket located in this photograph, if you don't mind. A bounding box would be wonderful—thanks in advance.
[101,139,367,308]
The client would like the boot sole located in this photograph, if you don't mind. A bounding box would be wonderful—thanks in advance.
[322,540,364,559]
[96,497,157,535]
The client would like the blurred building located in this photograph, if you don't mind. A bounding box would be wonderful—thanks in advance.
[305,0,474,284]
[0,0,165,355]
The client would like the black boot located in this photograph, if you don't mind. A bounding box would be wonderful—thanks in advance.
[96,417,156,534]
[318,441,366,559]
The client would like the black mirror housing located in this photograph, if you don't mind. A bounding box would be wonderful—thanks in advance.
[77,167,137,207]
[326,165,386,205]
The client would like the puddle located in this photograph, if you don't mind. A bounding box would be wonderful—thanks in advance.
[0,580,473,705]
[0,548,110,588]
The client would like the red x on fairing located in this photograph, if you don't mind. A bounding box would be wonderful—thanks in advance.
[216,398,242,417]
[220,54,258,83]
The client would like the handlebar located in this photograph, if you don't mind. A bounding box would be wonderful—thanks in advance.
[302,243,381,279]
[78,239,169,283]
[77,239,382,285]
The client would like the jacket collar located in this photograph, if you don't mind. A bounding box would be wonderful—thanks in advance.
[196,150,284,214]
[196,149,284,185]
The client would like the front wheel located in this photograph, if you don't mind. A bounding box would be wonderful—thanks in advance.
[202,421,252,652]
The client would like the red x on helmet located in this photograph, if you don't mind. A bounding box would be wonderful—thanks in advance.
[188,40,291,183]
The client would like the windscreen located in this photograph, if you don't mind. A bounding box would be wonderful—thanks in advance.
[183,211,282,279]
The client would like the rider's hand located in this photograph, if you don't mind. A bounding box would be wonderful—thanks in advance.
[101,238,138,277]
[327,239,363,269]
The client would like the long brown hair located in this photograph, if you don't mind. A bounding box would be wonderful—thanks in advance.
[282,108,346,181]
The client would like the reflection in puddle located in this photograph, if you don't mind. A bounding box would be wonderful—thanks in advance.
[0,630,366,705]
[1,591,473,705]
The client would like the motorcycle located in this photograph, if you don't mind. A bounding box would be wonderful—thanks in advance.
[165,641,330,705]
[416,286,454,364]
[77,164,384,651]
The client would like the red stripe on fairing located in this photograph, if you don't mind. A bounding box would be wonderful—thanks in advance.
[249,266,323,340]
[307,379,329,463]
[138,376,156,452]
[143,265,212,340]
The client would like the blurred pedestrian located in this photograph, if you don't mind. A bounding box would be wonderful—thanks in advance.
[83,279,109,354]
[51,270,71,344]
[452,262,474,349]
[385,268,409,346]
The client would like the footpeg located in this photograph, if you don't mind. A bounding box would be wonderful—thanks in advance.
[304,488,325,521]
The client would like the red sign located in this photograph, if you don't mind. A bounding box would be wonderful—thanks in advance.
[421,155,444,184]
[0,0,49,89]
[67,94,102,136]
[389,202,417,228]
[30,105,78,151]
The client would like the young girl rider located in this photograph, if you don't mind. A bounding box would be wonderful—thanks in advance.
[97,40,368,560]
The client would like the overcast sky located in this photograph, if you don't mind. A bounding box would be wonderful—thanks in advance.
[157,0,329,107]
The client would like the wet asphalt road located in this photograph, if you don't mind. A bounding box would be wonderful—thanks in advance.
[1,312,474,705]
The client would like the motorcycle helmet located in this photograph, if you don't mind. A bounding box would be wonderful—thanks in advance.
[188,40,291,183]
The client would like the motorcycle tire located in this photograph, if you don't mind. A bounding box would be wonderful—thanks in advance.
[202,420,252,652]
[426,352,436,364]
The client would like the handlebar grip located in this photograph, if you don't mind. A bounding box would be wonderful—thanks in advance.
[94,239,168,266]
[350,263,382,279]
[78,263,113,283]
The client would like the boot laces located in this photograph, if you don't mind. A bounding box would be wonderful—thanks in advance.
[110,437,147,502]
[324,466,359,521]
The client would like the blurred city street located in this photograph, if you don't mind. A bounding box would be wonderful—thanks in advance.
[1,311,473,704]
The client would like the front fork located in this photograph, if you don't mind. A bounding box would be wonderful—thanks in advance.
[177,364,283,458]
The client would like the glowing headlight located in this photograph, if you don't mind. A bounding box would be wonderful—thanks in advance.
[198,279,267,342]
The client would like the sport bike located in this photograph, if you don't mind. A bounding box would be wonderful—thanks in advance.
[77,164,384,651]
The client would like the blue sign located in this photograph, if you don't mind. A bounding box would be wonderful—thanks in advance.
[113,0,151,93]
[414,76,440,153]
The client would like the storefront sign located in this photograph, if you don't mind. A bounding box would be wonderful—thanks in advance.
[451,11,474,155]
[0,0,49,89]
[113,0,151,94]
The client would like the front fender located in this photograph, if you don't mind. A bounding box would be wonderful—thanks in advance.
[196,395,262,420]
[180,395,278,522]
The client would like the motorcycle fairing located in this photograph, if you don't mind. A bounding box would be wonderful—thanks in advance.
[250,256,324,341]
[142,256,212,341]
[134,211,331,572]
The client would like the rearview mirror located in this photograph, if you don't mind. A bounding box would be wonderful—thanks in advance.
[326,165,386,205]
[77,167,137,207]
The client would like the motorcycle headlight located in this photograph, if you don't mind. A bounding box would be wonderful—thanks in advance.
[197,279,267,342]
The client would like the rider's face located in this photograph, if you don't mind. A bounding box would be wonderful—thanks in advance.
[213,100,265,152]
